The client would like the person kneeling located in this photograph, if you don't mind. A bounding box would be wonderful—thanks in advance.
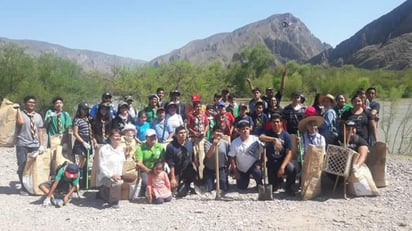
[147,161,172,204]
[39,163,80,207]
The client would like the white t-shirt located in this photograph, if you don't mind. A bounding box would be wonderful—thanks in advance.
[228,135,262,173]
[97,144,126,186]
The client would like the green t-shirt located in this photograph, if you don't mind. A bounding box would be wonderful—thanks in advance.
[44,110,72,136]
[55,166,80,186]
[135,142,165,169]
[206,116,216,140]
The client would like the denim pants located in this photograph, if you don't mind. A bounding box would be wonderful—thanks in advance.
[236,162,262,190]
[267,159,299,190]
[203,167,228,192]
[139,171,148,196]
[152,195,172,204]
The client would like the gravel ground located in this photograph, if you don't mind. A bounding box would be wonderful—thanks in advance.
[0,146,411,231]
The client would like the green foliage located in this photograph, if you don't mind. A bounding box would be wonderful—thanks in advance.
[1,43,411,114]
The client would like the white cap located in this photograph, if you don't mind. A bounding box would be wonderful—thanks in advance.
[145,129,157,137]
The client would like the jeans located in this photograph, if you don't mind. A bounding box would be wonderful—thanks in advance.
[267,159,299,190]
[16,146,38,187]
[203,167,228,192]
[139,171,148,197]
[236,162,262,190]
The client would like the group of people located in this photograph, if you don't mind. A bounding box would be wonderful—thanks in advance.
[13,80,381,208]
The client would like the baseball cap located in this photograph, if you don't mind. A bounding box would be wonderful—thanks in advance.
[191,94,200,102]
[345,120,356,127]
[124,95,133,101]
[65,164,79,179]
[218,101,225,107]
[145,129,157,137]
[102,92,112,98]
[236,119,250,128]
[78,102,90,110]
[122,123,137,135]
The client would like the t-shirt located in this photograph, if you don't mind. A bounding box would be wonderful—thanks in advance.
[44,110,72,136]
[263,129,292,162]
[73,118,90,141]
[204,139,230,170]
[165,140,193,174]
[135,142,165,169]
[55,165,80,186]
[166,113,184,132]
[228,135,262,173]
[250,112,268,136]
[282,104,306,134]
[16,111,44,147]
[341,110,372,141]
[136,122,151,142]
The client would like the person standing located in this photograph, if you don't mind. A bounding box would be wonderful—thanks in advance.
[16,96,44,195]
[44,96,72,150]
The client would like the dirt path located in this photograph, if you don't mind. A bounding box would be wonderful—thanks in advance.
[0,146,410,230]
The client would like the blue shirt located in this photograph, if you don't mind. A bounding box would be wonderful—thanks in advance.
[136,122,150,142]
[152,119,174,142]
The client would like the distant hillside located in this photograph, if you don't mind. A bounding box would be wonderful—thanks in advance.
[0,37,146,75]
[150,13,330,66]
[310,0,412,70]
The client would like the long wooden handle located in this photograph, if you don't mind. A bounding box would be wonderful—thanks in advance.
[215,144,220,198]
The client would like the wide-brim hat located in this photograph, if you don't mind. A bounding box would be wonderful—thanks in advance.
[319,94,336,106]
[122,123,137,135]
[298,116,324,132]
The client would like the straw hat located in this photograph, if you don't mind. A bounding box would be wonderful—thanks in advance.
[319,94,336,106]
[298,116,325,132]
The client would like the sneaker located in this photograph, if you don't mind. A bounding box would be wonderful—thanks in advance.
[20,190,29,196]
[110,202,120,209]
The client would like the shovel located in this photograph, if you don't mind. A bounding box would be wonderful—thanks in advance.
[258,145,273,200]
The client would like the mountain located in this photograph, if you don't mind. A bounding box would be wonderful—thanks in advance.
[310,0,412,70]
[0,37,146,75]
[150,13,330,66]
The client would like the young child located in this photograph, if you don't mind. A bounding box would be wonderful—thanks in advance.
[147,161,172,204]
[39,162,80,207]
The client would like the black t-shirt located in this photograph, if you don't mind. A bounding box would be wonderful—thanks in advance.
[282,104,306,134]
[339,134,368,151]
[165,140,193,173]
[341,110,372,141]
[263,129,292,162]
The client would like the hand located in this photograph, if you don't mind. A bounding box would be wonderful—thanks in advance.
[12,103,20,109]
[38,146,46,154]
[112,174,121,181]
[163,163,170,174]
[233,169,240,180]
[63,195,70,205]
[82,142,91,150]
[170,178,177,189]
[274,139,282,151]
[42,197,51,207]
[48,111,57,118]
[277,166,285,178]
[246,78,251,83]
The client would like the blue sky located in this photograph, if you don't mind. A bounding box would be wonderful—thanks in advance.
[0,0,406,61]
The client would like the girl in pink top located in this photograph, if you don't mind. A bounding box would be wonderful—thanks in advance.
[147,161,172,204]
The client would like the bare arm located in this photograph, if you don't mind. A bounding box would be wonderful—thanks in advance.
[136,160,151,173]
[246,75,255,93]
[16,109,24,125]
[279,68,287,96]
[355,145,368,167]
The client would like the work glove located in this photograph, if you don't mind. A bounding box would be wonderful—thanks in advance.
[38,146,46,154]
[82,142,91,150]
[12,103,20,109]
[42,197,51,207]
